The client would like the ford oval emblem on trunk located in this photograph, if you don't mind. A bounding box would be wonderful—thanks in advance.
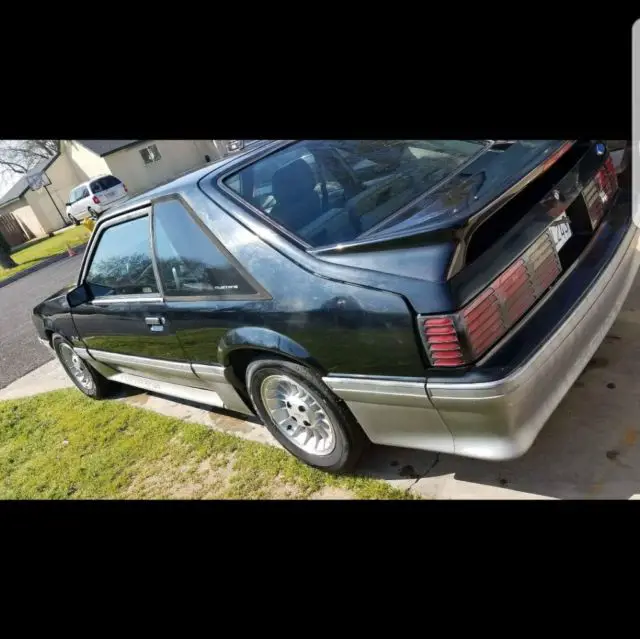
[553,189,561,200]
[595,143,606,156]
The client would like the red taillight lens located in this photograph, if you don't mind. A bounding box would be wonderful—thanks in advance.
[92,195,100,204]
[423,317,465,367]
[583,156,618,228]
[420,231,562,368]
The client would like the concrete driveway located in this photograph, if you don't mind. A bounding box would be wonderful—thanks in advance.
[362,277,640,500]
[2,270,640,499]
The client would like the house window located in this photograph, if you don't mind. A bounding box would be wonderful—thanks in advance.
[140,144,162,165]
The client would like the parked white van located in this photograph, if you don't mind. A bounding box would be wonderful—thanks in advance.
[66,175,129,225]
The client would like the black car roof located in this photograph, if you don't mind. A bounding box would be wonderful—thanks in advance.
[98,140,283,224]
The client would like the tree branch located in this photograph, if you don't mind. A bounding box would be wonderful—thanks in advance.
[0,159,29,173]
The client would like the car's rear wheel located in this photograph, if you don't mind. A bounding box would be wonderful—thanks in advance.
[68,215,79,226]
[53,335,116,399]
[246,356,368,472]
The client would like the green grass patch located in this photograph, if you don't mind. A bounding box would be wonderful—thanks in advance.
[0,389,415,500]
[0,226,90,282]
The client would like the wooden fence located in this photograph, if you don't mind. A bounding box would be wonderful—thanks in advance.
[0,212,32,247]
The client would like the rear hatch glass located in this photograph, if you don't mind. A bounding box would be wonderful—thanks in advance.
[224,140,491,247]
[91,176,122,194]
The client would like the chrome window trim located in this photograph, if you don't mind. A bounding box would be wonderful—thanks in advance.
[90,296,164,306]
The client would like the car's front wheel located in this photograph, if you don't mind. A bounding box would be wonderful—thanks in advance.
[246,356,368,472]
[53,335,115,399]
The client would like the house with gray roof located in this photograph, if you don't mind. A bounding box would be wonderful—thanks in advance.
[0,139,223,246]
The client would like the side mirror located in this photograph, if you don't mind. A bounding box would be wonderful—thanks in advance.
[65,202,71,207]
[66,283,93,308]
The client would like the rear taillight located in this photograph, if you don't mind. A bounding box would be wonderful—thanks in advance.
[583,155,618,228]
[92,195,100,204]
[423,316,465,367]
[420,231,562,368]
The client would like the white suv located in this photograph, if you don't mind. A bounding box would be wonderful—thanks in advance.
[66,175,129,225]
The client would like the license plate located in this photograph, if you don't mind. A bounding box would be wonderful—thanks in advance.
[549,212,572,252]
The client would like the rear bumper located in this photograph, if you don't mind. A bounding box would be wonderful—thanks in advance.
[325,214,640,461]
[428,218,640,460]
[93,195,130,215]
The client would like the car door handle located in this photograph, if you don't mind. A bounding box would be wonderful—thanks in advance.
[145,316,166,326]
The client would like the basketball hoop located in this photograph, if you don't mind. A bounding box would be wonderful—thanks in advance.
[25,170,66,226]
[26,171,52,191]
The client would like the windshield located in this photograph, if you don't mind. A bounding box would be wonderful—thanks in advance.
[223,140,488,247]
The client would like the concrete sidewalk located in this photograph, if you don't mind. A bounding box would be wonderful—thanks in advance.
[0,359,552,499]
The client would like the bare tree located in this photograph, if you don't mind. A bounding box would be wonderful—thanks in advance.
[0,141,59,269]
[0,140,59,178]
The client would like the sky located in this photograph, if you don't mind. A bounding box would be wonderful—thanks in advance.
[0,140,25,198]
[0,171,21,198]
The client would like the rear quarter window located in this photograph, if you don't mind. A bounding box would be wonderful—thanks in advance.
[151,198,265,299]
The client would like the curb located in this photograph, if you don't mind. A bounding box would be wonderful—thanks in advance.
[0,244,87,291]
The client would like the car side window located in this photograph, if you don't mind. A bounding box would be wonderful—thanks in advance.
[69,188,79,204]
[81,187,90,199]
[152,198,259,298]
[84,216,159,297]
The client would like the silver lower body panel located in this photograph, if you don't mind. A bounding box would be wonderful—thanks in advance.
[322,377,455,454]
[326,221,640,461]
[75,349,253,416]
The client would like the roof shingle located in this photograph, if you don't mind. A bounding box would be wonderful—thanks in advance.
[75,140,141,157]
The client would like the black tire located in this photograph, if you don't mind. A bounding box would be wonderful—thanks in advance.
[246,355,369,472]
[52,334,116,399]
[68,215,79,226]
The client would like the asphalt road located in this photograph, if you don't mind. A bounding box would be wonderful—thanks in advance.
[0,255,83,389]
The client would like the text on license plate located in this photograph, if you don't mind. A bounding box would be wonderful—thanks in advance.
[549,212,572,252]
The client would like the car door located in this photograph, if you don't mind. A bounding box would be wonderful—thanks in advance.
[70,208,202,387]
[148,196,270,375]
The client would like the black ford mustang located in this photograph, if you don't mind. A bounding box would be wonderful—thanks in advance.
[32,140,639,472]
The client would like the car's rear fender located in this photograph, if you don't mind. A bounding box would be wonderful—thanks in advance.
[218,327,324,373]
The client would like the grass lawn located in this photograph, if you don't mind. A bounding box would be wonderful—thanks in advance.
[0,226,90,282]
[0,389,415,500]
